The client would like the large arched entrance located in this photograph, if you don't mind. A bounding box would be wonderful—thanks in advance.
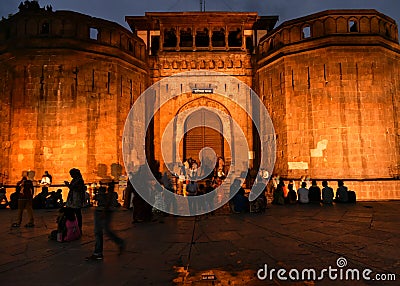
[183,109,224,162]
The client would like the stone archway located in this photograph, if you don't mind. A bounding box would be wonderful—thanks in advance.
[171,96,234,167]
[183,108,224,162]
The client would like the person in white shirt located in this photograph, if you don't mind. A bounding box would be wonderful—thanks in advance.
[297,182,309,204]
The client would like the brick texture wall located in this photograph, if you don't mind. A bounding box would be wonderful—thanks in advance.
[256,10,400,200]
[0,9,149,184]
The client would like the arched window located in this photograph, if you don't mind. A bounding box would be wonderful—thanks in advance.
[90,28,98,40]
[212,28,225,47]
[128,40,133,52]
[349,20,358,32]
[180,28,193,48]
[163,28,177,48]
[195,28,209,47]
[302,25,311,39]
[228,28,242,47]
[385,24,392,38]
[268,38,274,51]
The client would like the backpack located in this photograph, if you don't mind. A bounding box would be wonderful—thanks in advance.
[348,191,356,203]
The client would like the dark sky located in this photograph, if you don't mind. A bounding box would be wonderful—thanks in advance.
[1,0,399,31]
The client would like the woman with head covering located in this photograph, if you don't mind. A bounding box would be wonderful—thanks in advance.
[65,168,86,234]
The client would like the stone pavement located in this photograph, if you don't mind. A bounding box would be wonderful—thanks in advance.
[0,201,399,286]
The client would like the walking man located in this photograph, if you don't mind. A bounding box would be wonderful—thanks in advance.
[85,183,125,261]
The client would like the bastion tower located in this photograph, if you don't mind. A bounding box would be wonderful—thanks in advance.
[0,2,148,183]
[255,10,400,199]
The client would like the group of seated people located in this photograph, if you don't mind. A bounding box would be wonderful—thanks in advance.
[272,179,356,205]
[33,188,64,209]
[229,178,267,214]
[0,186,64,210]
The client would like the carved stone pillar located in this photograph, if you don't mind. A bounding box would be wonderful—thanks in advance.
[147,29,151,55]
[176,26,180,51]
[192,26,196,51]
[208,28,212,51]
[241,25,246,51]
[160,24,164,52]
[225,26,229,50]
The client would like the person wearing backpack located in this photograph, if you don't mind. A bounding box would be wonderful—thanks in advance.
[12,177,35,228]
[65,168,85,234]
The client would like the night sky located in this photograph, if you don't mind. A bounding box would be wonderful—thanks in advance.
[0,0,399,32]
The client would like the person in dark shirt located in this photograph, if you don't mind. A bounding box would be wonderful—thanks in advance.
[272,181,285,205]
[85,183,125,261]
[321,181,334,204]
[335,180,349,203]
[230,179,249,213]
[287,181,297,204]
[308,180,321,203]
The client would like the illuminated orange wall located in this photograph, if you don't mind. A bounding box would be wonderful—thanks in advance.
[255,10,400,199]
[0,9,149,184]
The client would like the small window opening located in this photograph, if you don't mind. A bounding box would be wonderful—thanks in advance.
[195,28,209,47]
[302,26,311,38]
[228,28,242,47]
[180,28,193,47]
[163,28,177,48]
[349,20,358,32]
[212,29,225,47]
[268,38,274,51]
[90,28,98,40]
[385,27,391,38]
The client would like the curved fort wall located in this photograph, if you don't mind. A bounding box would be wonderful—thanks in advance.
[0,6,149,184]
[256,10,400,199]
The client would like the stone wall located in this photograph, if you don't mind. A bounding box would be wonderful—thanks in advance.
[150,52,255,172]
[0,8,149,184]
[256,10,400,200]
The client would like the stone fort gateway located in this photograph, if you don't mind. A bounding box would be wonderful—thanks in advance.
[0,1,399,200]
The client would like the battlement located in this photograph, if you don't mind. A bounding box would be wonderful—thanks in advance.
[258,9,399,59]
[0,6,147,63]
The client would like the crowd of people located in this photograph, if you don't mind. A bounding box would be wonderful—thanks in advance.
[3,164,358,261]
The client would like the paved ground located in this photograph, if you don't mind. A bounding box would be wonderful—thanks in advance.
[0,201,399,286]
